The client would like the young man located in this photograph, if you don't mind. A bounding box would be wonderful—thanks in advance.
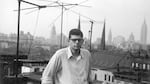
[41,29,92,84]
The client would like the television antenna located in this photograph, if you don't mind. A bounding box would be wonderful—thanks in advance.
[15,1,90,82]
[81,19,104,51]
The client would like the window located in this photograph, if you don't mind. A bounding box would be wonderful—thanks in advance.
[34,68,39,72]
[131,62,134,68]
[147,64,150,70]
[139,63,142,69]
[104,74,107,80]
[94,74,97,80]
[108,75,111,82]
[136,63,138,67]
[143,64,146,70]
[112,76,114,82]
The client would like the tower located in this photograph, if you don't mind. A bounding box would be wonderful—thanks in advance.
[107,29,112,45]
[100,20,105,50]
[77,15,81,30]
[140,19,147,49]
[50,24,57,45]
[128,32,135,49]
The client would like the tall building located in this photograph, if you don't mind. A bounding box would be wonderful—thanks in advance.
[50,24,57,45]
[107,29,112,45]
[140,19,147,45]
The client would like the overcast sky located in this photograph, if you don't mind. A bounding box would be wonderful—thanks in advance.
[0,0,150,44]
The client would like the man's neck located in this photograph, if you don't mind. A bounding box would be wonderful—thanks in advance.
[71,49,80,56]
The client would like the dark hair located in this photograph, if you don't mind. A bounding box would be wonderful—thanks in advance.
[69,29,83,39]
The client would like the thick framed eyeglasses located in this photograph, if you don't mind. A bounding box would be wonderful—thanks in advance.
[70,39,83,42]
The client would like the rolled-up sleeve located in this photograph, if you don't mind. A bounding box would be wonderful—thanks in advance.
[41,51,61,84]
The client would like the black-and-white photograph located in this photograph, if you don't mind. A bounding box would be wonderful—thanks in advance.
[0,0,150,84]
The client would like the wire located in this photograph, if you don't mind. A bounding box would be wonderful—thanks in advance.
[48,0,93,27]
[25,9,39,15]
[67,0,89,10]
[48,8,97,27]
[27,9,40,56]
[48,12,62,27]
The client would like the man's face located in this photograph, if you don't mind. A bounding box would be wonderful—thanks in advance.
[69,35,84,50]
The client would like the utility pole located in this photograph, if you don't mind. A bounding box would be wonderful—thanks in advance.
[56,2,81,48]
[81,20,103,52]
[89,21,93,51]
[16,0,21,83]
[60,3,64,49]
[15,1,41,83]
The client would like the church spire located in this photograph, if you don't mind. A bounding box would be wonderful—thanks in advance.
[100,19,106,50]
[77,15,81,30]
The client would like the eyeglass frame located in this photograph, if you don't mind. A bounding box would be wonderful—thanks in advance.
[69,38,84,42]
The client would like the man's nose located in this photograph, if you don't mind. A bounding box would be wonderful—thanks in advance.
[75,40,79,43]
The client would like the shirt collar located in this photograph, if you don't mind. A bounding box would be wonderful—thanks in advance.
[67,46,83,59]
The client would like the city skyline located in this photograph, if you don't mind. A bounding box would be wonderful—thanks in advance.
[0,28,147,45]
[0,0,150,44]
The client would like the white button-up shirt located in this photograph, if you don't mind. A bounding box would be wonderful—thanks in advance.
[41,47,92,84]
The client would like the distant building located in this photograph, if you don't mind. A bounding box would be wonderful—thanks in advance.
[91,68,134,84]
[112,35,126,49]
[0,31,53,50]
[56,33,68,47]
[49,25,57,45]
[8,33,17,42]
[0,33,16,48]
[20,60,48,74]
[140,19,147,49]
[0,41,8,48]
[107,29,112,45]
[0,33,8,41]
[91,68,114,84]
[128,32,135,42]
[22,66,45,73]
[93,38,101,49]
[126,33,135,49]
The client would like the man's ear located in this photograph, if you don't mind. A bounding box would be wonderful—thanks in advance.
[81,39,84,44]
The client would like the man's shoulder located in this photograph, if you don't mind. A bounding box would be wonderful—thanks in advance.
[81,48,90,54]
[55,47,67,56]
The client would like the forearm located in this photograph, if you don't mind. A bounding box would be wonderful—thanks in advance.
[42,51,61,84]
[41,77,53,84]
